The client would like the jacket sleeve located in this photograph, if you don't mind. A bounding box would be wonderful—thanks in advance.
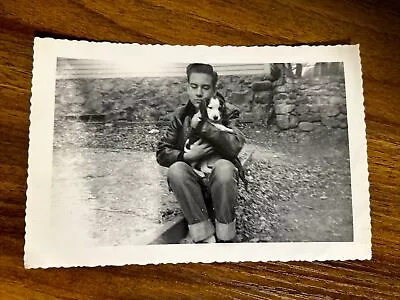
[156,116,184,168]
[198,105,245,160]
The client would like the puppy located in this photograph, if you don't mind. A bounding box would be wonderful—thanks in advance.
[202,95,233,132]
[186,93,231,148]
[184,94,249,190]
[185,94,231,168]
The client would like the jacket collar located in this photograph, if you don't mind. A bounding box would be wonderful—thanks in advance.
[182,96,240,120]
[184,100,196,117]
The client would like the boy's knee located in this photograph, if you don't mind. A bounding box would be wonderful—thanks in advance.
[212,160,236,183]
[167,161,190,182]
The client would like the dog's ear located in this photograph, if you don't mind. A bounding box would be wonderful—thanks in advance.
[199,99,208,120]
[218,96,226,109]
[222,108,229,126]
[218,97,230,126]
[216,91,224,100]
[216,93,226,108]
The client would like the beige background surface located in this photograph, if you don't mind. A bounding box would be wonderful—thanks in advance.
[0,0,399,298]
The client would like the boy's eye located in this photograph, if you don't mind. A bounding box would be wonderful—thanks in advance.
[190,84,198,89]
[207,106,212,109]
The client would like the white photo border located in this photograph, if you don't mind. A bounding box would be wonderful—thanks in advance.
[25,38,371,268]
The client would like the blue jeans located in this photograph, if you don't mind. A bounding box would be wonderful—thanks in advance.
[167,159,238,242]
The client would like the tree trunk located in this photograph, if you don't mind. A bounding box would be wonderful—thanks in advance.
[286,63,295,78]
[295,63,303,78]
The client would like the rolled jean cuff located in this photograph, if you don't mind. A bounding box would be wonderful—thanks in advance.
[216,219,236,241]
[188,219,215,242]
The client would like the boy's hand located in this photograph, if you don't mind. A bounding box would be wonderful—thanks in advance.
[184,139,213,163]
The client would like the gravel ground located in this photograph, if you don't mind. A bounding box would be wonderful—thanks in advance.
[237,123,352,242]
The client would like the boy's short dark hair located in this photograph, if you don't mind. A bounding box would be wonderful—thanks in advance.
[186,63,218,88]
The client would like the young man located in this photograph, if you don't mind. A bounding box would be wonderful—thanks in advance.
[156,63,245,243]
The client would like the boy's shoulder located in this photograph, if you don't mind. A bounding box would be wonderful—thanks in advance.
[216,92,240,120]
[160,103,191,125]
[174,105,188,118]
[171,104,190,125]
[160,103,188,121]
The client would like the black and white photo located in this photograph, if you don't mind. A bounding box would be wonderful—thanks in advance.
[25,39,370,268]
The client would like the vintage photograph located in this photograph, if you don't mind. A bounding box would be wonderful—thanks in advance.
[52,59,352,246]
[25,39,370,267]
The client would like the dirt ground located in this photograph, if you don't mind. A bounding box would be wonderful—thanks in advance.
[52,121,353,245]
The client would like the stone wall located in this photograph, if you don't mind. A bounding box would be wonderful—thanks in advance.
[55,77,188,122]
[273,76,347,131]
[217,74,278,124]
[55,74,346,132]
[54,74,275,122]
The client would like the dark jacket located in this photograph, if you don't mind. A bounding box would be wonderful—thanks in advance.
[156,100,245,168]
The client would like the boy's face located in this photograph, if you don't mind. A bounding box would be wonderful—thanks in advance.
[187,72,215,109]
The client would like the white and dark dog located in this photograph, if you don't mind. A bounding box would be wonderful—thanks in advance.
[184,94,248,190]
[184,95,233,175]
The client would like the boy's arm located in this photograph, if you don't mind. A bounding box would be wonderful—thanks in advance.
[156,116,184,167]
[196,102,245,160]
[198,121,245,160]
